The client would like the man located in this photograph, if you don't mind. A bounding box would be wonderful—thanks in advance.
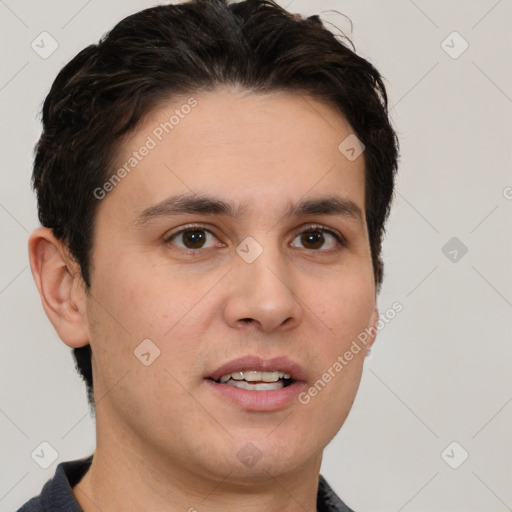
[20,0,398,510]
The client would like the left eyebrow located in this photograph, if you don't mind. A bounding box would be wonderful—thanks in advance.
[134,193,363,226]
[282,196,363,223]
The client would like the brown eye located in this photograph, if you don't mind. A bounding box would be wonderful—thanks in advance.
[291,228,341,251]
[167,228,217,250]
[182,229,207,249]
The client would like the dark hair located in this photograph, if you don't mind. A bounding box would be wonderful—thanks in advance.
[33,0,399,411]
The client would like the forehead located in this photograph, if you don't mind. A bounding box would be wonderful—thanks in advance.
[102,87,366,222]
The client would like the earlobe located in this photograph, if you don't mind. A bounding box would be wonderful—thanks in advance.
[28,227,89,348]
[365,307,379,357]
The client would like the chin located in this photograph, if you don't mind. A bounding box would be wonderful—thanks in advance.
[204,430,323,482]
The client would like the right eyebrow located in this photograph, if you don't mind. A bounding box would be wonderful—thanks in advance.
[134,194,248,226]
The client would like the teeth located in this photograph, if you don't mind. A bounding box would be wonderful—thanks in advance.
[264,371,281,381]
[217,370,293,384]
[226,380,284,391]
[242,370,262,382]
[244,371,281,382]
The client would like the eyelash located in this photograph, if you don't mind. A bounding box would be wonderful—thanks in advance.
[163,223,345,253]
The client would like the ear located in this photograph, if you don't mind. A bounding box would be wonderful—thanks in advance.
[365,307,379,356]
[28,227,89,348]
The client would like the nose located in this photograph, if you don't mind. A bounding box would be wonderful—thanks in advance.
[223,243,303,334]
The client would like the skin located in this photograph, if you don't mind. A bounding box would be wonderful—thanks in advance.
[29,86,379,512]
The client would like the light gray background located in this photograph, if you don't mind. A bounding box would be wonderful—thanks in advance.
[1,1,510,511]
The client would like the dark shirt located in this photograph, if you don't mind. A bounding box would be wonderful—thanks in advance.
[16,455,355,512]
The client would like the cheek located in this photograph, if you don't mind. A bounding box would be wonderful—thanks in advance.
[89,256,177,334]
[311,265,375,341]
[86,256,208,388]
[298,268,373,417]
[84,261,163,386]
[298,329,367,444]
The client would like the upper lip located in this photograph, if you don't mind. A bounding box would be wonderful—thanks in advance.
[207,355,307,382]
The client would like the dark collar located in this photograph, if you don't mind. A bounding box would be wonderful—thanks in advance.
[18,455,355,512]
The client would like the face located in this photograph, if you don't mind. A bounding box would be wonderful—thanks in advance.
[84,87,377,482]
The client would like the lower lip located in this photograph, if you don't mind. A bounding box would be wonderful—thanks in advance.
[204,379,306,411]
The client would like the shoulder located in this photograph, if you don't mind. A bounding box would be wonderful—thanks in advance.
[15,455,93,512]
[317,474,356,512]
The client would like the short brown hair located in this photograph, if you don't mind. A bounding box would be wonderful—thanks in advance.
[33,0,399,410]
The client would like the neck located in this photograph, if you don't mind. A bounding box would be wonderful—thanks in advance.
[73,424,323,512]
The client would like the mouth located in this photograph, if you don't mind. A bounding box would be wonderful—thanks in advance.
[204,355,307,411]
[208,370,295,391]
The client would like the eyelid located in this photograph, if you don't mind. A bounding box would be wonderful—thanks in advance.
[294,223,345,243]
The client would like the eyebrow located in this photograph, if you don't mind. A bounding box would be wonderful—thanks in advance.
[134,193,363,226]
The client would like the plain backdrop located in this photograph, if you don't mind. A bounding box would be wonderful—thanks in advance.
[1,1,510,511]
